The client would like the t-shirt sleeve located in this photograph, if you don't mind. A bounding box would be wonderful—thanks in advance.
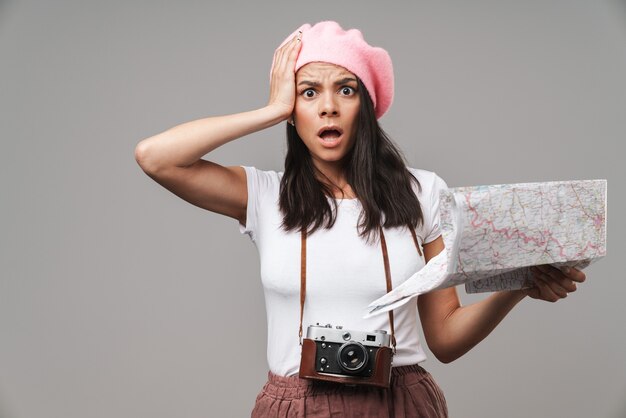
[238,166,276,242]
[422,172,449,244]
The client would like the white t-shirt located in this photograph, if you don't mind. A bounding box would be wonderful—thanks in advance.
[238,166,448,377]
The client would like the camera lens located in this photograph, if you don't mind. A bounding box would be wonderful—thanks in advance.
[337,342,368,374]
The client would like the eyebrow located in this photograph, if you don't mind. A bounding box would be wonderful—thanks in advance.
[297,77,358,87]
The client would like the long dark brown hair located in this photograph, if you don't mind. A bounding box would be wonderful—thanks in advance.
[278,78,423,244]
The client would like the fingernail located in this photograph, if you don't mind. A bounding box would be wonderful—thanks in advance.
[562,267,571,274]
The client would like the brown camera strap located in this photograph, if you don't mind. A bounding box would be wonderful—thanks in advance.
[298,224,423,355]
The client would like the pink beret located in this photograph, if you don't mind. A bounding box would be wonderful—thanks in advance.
[273,21,394,119]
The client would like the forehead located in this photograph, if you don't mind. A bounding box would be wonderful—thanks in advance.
[296,62,356,81]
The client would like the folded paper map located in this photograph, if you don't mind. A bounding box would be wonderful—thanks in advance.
[365,179,607,317]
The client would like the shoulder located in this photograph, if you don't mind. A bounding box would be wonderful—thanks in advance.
[240,166,284,189]
[406,167,439,182]
[237,167,284,239]
[406,167,449,244]
[406,167,448,197]
[240,166,283,180]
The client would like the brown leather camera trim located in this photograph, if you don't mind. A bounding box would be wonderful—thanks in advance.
[299,338,393,388]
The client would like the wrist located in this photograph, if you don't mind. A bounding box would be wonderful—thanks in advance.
[265,102,293,122]
[488,289,527,311]
[497,288,528,305]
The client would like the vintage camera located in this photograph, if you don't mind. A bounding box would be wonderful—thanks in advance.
[299,323,394,388]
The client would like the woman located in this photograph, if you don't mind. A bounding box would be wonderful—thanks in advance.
[135,21,586,418]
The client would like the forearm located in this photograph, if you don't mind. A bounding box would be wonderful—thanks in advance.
[135,104,287,172]
[433,289,527,363]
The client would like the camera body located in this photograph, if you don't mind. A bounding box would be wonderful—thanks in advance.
[299,323,394,388]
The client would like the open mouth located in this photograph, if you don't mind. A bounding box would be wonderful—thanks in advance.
[318,127,344,142]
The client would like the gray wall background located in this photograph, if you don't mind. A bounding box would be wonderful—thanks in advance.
[1,1,625,417]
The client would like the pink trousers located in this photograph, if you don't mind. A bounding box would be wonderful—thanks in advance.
[251,364,448,418]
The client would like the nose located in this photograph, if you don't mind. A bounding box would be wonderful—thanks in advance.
[318,93,339,117]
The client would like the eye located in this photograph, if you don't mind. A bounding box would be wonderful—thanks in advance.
[339,86,356,96]
[302,89,316,98]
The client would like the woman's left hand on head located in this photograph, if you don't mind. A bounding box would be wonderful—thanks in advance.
[524,265,586,302]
